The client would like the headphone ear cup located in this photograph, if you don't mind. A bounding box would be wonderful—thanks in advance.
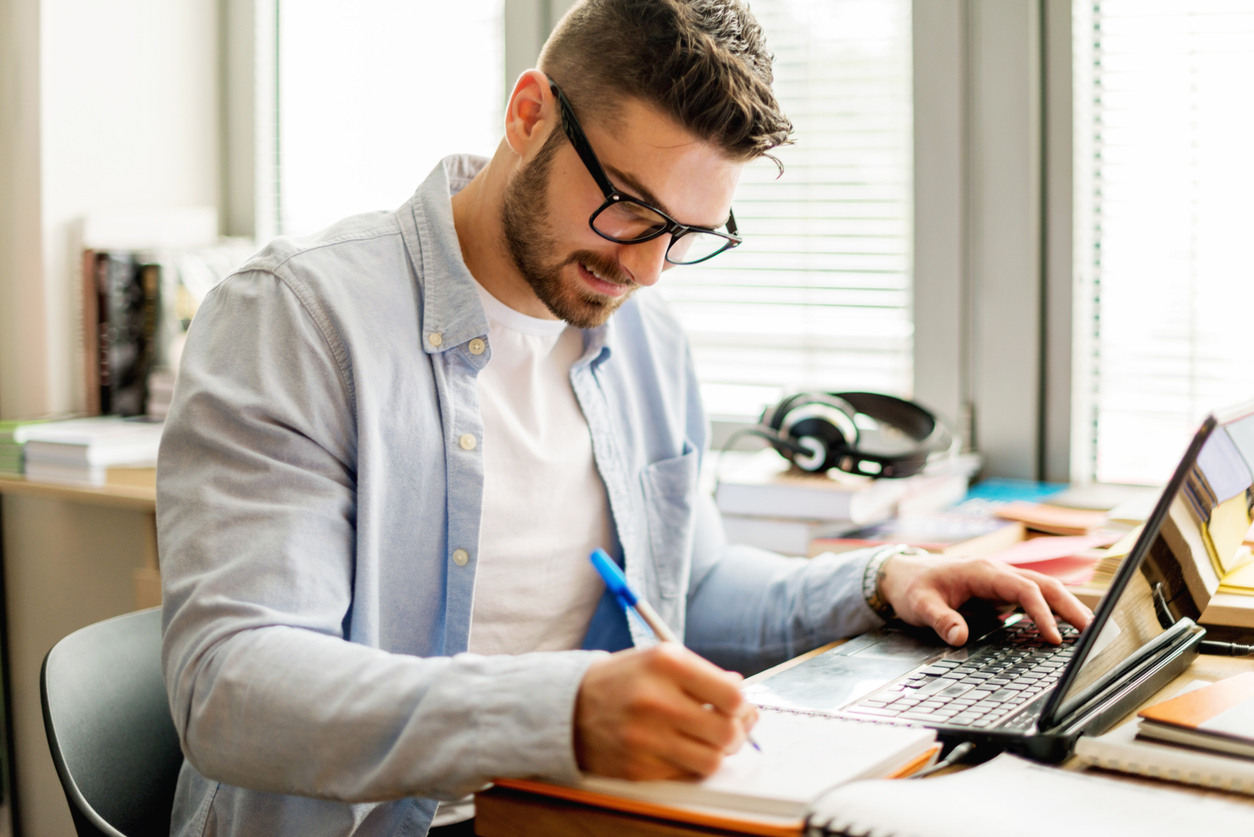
[774,394,860,473]
[787,419,846,473]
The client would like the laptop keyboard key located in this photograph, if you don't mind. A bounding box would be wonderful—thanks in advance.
[851,706,901,717]
[937,682,976,698]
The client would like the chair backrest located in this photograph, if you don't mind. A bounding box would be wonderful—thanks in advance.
[41,607,183,837]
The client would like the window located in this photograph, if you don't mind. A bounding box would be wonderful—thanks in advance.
[262,1,916,426]
[656,0,914,421]
[1074,0,1254,484]
[272,1,504,237]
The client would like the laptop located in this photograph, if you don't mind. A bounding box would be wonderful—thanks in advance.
[744,401,1254,763]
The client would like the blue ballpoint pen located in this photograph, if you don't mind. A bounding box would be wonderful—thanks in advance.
[589,548,762,752]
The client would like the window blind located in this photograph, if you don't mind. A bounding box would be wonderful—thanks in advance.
[1074,0,1254,485]
[657,0,914,421]
[275,1,504,237]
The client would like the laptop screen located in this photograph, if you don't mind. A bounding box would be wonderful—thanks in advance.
[1044,405,1254,723]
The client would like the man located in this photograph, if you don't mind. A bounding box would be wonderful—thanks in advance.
[158,1,1092,834]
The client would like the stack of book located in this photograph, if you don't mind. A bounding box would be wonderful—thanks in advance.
[0,418,57,478]
[715,450,980,555]
[77,209,252,418]
[809,513,1026,559]
[20,417,163,487]
[1076,673,1254,795]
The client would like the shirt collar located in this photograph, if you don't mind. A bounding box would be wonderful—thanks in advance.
[405,155,493,354]
[403,153,618,366]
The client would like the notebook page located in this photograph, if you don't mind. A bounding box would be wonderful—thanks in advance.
[807,753,1254,836]
[576,710,935,818]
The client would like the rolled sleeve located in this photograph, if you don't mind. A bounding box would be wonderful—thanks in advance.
[684,495,886,675]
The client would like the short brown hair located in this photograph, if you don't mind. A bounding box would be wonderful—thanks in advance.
[538,0,793,164]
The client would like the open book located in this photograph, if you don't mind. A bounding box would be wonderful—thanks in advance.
[491,709,937,835]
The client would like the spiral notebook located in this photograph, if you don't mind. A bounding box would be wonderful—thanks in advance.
[805,753,1254,836]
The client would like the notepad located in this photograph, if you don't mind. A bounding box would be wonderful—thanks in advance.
[493,709,937,835]
[1076,719,1254,796]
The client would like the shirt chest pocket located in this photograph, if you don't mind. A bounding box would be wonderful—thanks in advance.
[640,445,699,601]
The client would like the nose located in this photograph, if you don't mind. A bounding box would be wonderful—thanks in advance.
[617,235,672,287]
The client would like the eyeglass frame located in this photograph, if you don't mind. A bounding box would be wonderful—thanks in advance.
[548,79,743,265]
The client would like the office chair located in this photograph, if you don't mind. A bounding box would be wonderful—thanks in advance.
[40,607,184,837]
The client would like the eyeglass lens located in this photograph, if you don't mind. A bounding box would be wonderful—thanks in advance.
[592,201,731,265]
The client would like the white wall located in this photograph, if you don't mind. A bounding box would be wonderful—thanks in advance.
[39,0,221,416]
[0,2,220,835]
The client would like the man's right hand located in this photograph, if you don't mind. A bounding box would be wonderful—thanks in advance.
[573,643,757,780]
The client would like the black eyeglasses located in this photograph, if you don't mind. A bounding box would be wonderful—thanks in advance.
[549,80,742,266]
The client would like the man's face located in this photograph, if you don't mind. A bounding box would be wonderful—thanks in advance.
[501,96,743,329]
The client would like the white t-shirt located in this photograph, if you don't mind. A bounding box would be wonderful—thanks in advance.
[466,280,612,655]
[435,283,613,827]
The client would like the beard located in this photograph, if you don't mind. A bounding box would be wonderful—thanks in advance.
[501,132,637,329]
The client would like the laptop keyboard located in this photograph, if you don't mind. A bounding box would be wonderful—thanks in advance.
[847,621,1079,730]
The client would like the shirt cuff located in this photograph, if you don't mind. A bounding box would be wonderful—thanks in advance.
[805,548,890,639]
[469,649,609,784]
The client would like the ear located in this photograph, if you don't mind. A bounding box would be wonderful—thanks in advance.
[504,69,557,160]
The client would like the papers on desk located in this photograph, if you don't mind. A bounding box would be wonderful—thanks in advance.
[807,753,1254,836]
[986,531,1122,584]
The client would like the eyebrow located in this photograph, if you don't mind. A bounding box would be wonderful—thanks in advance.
[603,163,730,231]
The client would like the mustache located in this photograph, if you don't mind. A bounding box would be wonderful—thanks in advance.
[565,250,633,287]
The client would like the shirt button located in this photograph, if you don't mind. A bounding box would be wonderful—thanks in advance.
[459,433,477,451]
[452,549,470,566]
[468,338,486,355]
[428,332,443,347]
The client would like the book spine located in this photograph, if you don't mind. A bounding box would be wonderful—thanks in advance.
[103,251,145,416]
[95,253,112,414]
[139,263,161,416]
[81,249,101,415]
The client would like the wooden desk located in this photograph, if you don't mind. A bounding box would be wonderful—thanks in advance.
[0,470,160,837]
[473,647,1254,837]
[0,471,161,610]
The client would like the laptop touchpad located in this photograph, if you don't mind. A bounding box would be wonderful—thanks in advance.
[845,631,945,661]
[745,637,938,713]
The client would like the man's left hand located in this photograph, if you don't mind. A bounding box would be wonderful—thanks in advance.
[878,553,1094,646]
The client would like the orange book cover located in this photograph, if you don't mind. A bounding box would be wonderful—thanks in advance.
[1139,672,1254,733]
[994,501,1108,536]
[490,744,940,837]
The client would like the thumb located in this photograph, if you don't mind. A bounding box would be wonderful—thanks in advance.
[913,590,968,646]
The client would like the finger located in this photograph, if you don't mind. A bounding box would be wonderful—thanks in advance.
[654,728,730,778]
[988,571,1060,643]
[665,698,745,753]
[742,703,760,734]
[656,646,746,715]
[1016,567,1094,632]
[911,588,969,646]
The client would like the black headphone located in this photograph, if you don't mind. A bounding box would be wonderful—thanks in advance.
[745,391,955,479]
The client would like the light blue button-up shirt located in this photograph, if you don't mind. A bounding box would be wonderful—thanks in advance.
[158,155,882,837]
